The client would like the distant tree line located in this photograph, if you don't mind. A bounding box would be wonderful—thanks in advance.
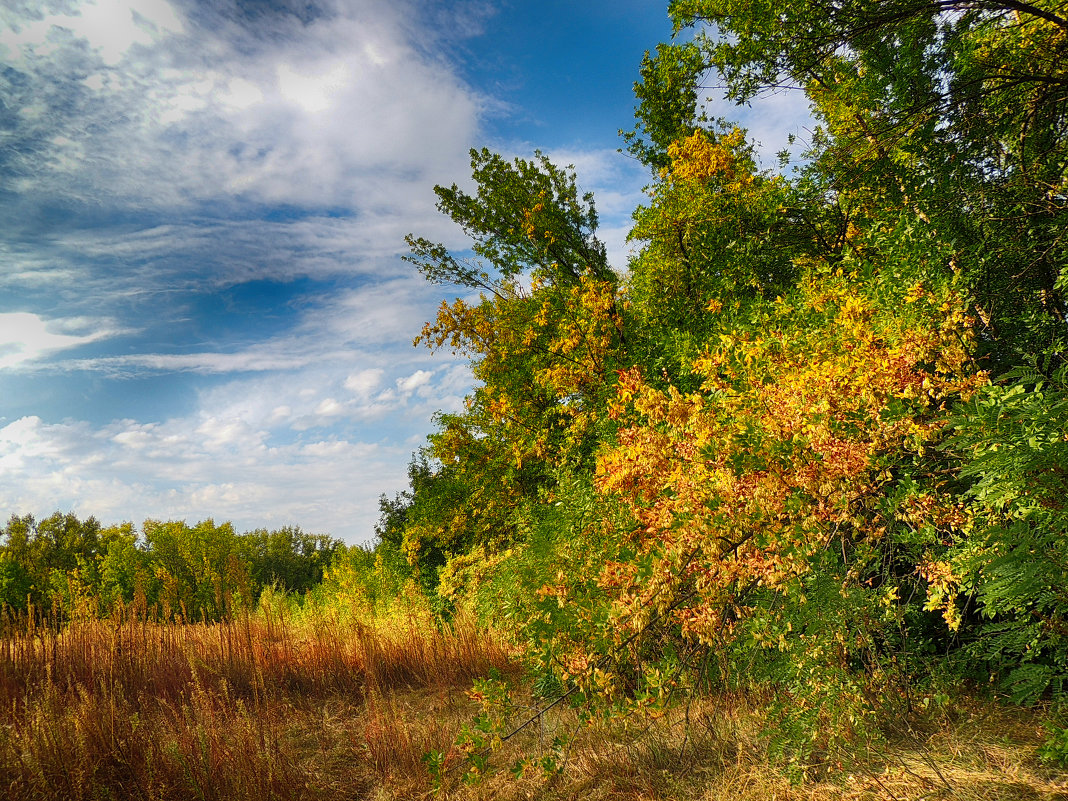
[0,513,341,622]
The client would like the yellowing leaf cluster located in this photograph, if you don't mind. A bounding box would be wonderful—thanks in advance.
[594,268,985,649]
[663,128,754,193]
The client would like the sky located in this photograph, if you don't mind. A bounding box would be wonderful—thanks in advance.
[0,0,813,544]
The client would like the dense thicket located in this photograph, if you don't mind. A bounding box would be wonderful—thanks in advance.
[375,0,1068,772]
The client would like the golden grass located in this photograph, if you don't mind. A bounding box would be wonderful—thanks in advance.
[0,605,1064,801]
[0,603,518,800]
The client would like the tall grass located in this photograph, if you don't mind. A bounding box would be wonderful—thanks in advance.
[0,599,517,800]
[0,599,1062,800]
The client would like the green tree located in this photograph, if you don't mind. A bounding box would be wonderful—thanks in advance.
[399,149,626,598]
[236,526,339,598]
[943,365,1068,705]
[0,513,106,615]
[0,555,31,612]
[375,0,1068,772]
[405,147,612,291]
[143,519,243,621]
[97,523,155,610]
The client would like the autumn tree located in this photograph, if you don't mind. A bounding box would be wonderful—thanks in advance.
[382,0,1068,772]
[630,0,1068,368]
[392,149,627,597]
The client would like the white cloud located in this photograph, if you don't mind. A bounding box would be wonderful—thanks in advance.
[218,77,263,110]
[0,0,673,546]
[0,0,485,214]
[277,61,350,113]
[313,397,344,417]
[344,367,384,396]
[0,411,403,541]
[64,351,312,375]
[1,0,185,67]
[396,369,433,396]
[0,312,118,370]
[195,416,265,451]
[697,86,816,169]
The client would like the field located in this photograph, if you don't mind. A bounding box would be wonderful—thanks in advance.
[0,601,1064,801]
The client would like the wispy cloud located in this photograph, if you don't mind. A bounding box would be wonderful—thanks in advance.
[0,0,498,541]
[0,312,122,370]
[696,84,817,169]
[0,0,694,542]
[1,0,486,216]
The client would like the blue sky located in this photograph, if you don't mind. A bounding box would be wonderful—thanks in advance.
[0,0,812,543]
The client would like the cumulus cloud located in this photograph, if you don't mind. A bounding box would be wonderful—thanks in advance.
[344,367,384,397]
[0,350,469,539]
[396,369,433,396]
[0,413,400,539]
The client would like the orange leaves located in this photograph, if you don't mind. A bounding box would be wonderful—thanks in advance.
[592,268,984,647]
[417,273,622,410]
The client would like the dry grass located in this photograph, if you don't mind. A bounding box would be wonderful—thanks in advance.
[0,606,1064,801]
[0,604,518,800]
[432,691,1068,801]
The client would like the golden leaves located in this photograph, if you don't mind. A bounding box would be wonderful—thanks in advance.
[663,128,753,191]
[532,276,623,399]
[592,267,984,645]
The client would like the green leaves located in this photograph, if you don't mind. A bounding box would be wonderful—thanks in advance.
[405,148,610,292]
[645,0,1068,369]
[945,365,1068,709]
[395,149,632,597]
[624,40,710,170]
[0,513,340,621]
[392,0,1068,777]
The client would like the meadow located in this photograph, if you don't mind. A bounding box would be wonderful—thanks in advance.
[0,595,1064,801]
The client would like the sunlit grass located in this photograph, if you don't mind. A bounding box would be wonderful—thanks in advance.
[0,598,517,800]
[0,600,1063,800]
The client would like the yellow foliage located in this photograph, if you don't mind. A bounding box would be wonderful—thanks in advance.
[594,269,986,646]
[662,129,754,192]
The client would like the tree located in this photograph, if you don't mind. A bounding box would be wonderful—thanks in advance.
[631,0,1068,368]
[378,0,1068,771]
[405,147,612,293]
[399,150,626,596]
[97,523,152,610]
[0,512,106,615]
[143,519,243,621]
[236,526,339,598]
